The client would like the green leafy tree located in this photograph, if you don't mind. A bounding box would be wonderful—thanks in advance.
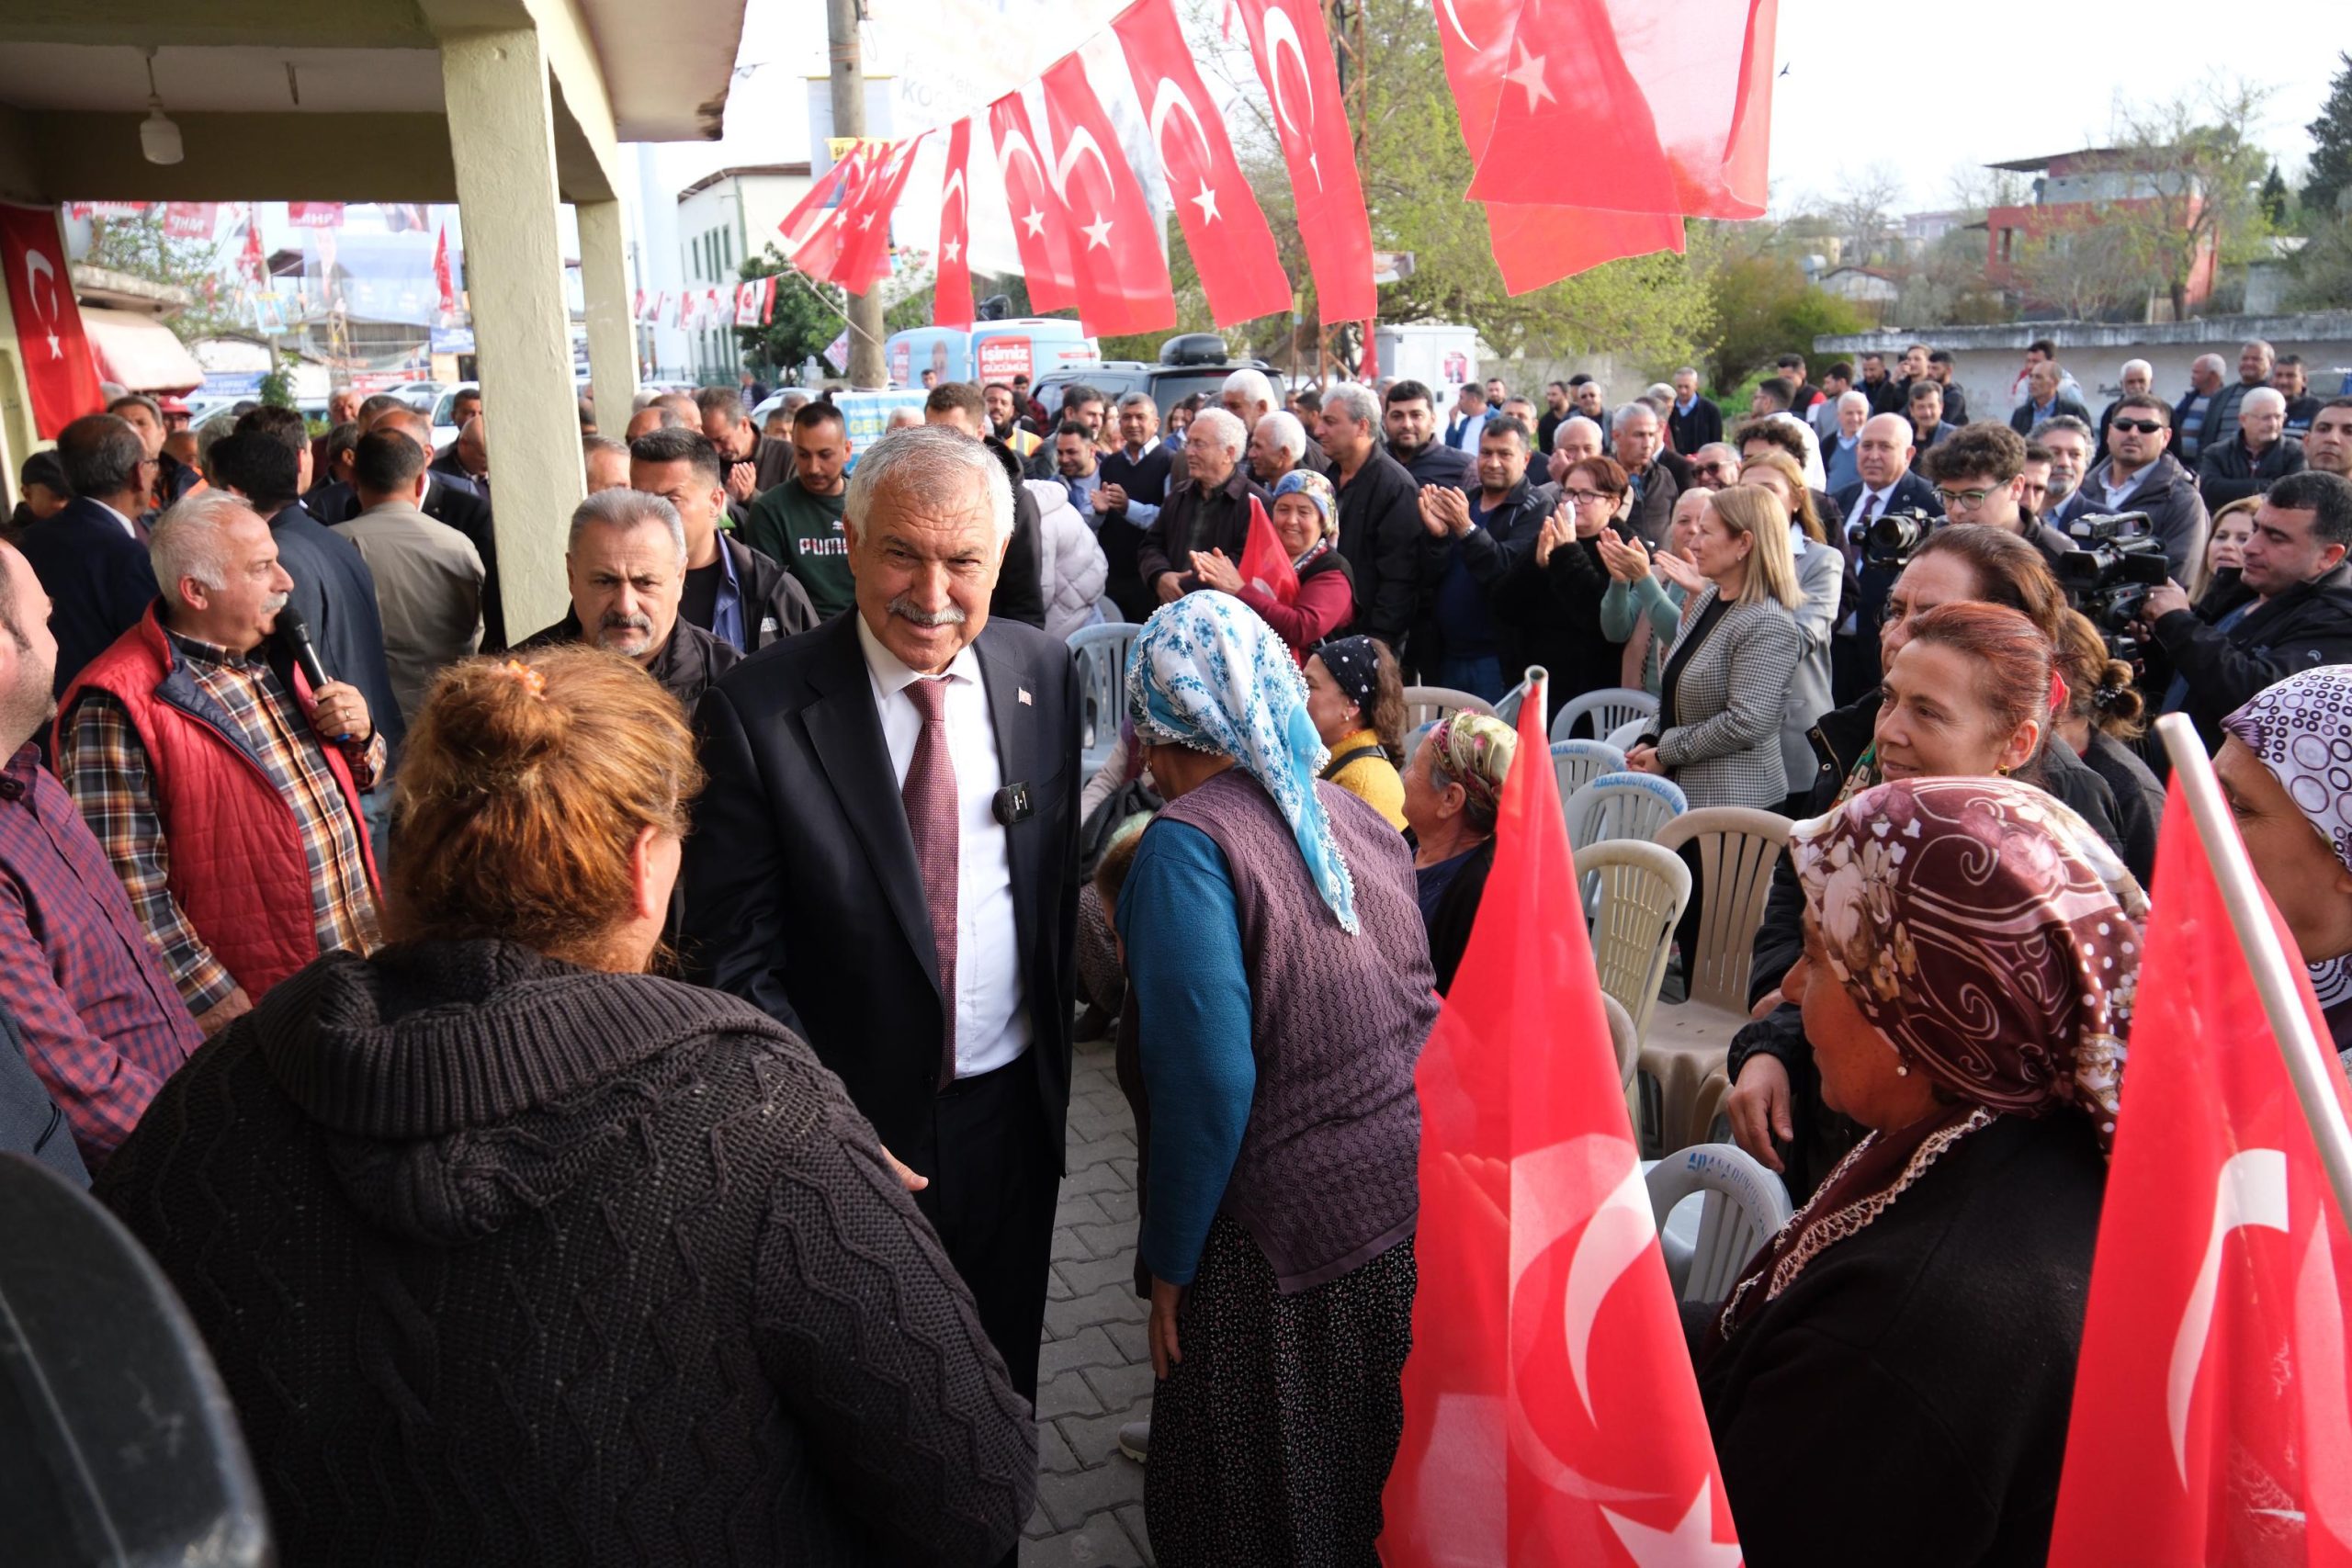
[732,244,931,378]
[2288,212,2352,309]
[82,210,244,343]
[1693,242,1861,395]
[2261,164,2290,228]
[2305,51,2352,218]
[257,367,295,408]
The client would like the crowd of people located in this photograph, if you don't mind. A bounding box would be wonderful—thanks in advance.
[0,330,2348,1565]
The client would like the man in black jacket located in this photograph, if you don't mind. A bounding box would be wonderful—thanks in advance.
[516,487,741,711]
[2197,386,2306,512]
[18,416,158,705]
[1667,367,1722,456]
[1094,393,1173,622]
[1382,379,1475,491]
[1319,383,1427,658]
[923,382,1046,629]
[1135,408,1263,602]
[1412,416,1549,698]
[629,427,818,656]
[2143,470,2352,750]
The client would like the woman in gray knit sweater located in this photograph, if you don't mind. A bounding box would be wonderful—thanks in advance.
[98,647,1035,1567]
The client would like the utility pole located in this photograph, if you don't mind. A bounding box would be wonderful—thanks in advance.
[827,0,887,389]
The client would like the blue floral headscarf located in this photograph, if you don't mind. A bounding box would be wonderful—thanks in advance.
[1125,593,1358,931]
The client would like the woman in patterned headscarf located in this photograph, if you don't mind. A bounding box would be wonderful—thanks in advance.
[1115,593,1436,1565]
[1183,468,1354,662]
[2219,665,2352,1064]
[1698,775,2146,1565]
[1400,709,1519,993]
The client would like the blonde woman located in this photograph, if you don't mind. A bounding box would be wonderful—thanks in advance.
[1626,486,1805,810]
[2188,494,2260,608]
[1738,449,1844,814]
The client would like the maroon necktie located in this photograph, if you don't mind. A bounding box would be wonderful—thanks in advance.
[901,678,959,1087]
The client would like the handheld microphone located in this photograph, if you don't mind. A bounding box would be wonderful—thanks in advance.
[277,603,350,740]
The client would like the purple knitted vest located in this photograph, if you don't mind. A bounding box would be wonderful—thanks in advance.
[1158,769,1437,1292]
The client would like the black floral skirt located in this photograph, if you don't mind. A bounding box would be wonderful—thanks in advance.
[1145,1214,1416,1567]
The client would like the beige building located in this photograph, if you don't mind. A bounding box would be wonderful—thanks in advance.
[0,0,752,634]
[675,163,810,382]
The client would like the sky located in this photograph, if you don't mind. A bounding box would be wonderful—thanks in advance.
[648,0,2349,235]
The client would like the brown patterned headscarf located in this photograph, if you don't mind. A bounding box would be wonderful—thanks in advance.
[1709,776,2147,1349]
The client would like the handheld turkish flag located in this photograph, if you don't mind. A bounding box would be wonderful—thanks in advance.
[2049,716,2352,1567]
[1237,495,1299,604]
[0,203,104,439]
[432,224,457,317]
[1380,669,1741,1567]
[1038,51,1176,339]
[988,89,1080,312]
[1114,0,1293,327]
[1231,0,1376,323]
[933,116,976,330]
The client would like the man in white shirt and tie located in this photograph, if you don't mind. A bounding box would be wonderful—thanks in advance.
[684,425,1084,1427]
[1830,413,1945,701]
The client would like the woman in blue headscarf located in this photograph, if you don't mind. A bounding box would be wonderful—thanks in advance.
[1117,592,1435,1566]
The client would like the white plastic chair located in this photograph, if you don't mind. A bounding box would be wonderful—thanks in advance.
[1092,595,1126,626]
[1604,716,1649,753]
[1600,991,1641,1092]
[1564,773,1688,851]
[1067,622,1138,776]
[1645,1143,1794,1304]
[1401,685,1495,730]
[1549,739,1625,803]
[1550,686,1657,744]
[1574,839,1690,1048]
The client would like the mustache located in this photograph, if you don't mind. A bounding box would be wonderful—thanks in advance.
[598,611,654,636]
[888,595,967,628]
[261,592,288,615]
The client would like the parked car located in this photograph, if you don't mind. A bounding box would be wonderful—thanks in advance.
[1029,334,1283,425]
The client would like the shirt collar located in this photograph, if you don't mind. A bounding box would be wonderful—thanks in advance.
[164,626,257,668]
[1124,437,1159,459]
[1676,395,1697,414]
[92,499,137,537]
[0,742,39,800]
[855,609,982,699]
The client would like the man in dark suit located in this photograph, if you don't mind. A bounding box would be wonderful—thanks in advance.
[1831,412,1946,701]
[684,424,1080,1416]
[427,414,489,497]
[1667,366,1722,456]
[17,414,156,703]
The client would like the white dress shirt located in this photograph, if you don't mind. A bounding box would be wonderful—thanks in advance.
[856,615,1029,1078]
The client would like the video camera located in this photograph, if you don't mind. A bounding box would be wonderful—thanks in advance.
[1850,506,1939,570]
[2054,510,2168,660]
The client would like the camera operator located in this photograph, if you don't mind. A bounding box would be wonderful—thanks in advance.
[1917,422,2075,575]
[2141,470,2352,750]
[2076,393,2208,582]
[1828,412,1942,700]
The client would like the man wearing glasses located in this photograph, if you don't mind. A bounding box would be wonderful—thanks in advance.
[1918,423,2075,574]
[2075,394,2210,581]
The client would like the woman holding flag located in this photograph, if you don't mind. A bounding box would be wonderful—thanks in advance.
[1113,593,1435,1565]
[1700,773,2147,1563]
[1185,468,1354,662]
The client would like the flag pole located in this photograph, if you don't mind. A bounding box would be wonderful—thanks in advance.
[2156,712,2352,1228]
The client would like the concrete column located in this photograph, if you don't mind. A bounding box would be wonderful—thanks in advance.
[438,27,578,639]
[576,198,634,436]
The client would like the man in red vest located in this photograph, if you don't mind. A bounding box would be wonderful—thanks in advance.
[57,492,382,1036]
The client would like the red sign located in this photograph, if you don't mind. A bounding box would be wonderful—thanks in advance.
[161,202,217,240]
[0,202,104,438]
[977,337,1034,383]
[889,339,911,386]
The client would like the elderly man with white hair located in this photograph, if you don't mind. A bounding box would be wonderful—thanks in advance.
[684,423,1083,1416]
[1222,367,1330,473]
[2094,358,2155,459]
[1611,401,1683,546]
[2199,384,2310,511]
[1249,410,1308,486]
[2174,352,2231,468]
[1137,407,1266,603]
[1823,389,1871,492]
[1319,381,1426,652]
[58,491,383,1036]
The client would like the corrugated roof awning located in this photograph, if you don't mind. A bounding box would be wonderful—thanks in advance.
[81,306,206,395]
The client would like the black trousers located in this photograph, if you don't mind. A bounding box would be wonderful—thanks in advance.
[908,1053,1060,1404]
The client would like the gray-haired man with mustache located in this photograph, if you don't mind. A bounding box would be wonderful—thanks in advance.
[517,488,741,711]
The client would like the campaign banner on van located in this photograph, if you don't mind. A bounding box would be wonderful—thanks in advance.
[977,336,1033,383]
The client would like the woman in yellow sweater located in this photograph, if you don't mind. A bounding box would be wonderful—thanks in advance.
[1303,635,1408,830]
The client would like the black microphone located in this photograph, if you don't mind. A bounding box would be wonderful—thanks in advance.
[277,601,332,693]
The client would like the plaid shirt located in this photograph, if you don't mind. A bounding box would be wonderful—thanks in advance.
[62,630,383,1012]
[0,744,202,1164]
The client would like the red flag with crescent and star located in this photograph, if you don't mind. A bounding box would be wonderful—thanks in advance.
[1113,0,1291,327]
[777,143,876,288]
[834,133,928,296]
[1429,0,1684,293]
[0,203,103,438]
[1380,672,1741,1567]
[987,88,1079,313]
[1230,0,1375,322]
[933,116,976,330]
[433,224,457,317]
[2049,776,2352,1567]
[1036,51,1174,339]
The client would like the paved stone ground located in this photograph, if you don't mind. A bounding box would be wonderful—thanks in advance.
[1023,1034,1154,1566]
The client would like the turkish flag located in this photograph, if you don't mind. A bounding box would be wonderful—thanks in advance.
[933,116,976,330]
[1430,0,1685,291]
[1237,495,1299,604]
[1381,676,1740,1566]
[1465,0,1676,215]
[432,225,457,317]
[1114,0,1292,327]
[1584,0,1775,220]
[2049,774,2352,1566]
[779,144,875,287]
[0,203,104,439]
[1037,53,1175,338]
[835,134,928,297]
[735,280,763,326]
[240,214,267,284]
[1232,0,1375,322]
[760,276,777,324]
[988,90,1079,312]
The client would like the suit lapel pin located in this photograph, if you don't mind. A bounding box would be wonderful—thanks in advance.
[1018,687,1033,706]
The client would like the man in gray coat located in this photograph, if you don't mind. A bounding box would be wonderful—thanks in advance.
[333,430,483,727]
